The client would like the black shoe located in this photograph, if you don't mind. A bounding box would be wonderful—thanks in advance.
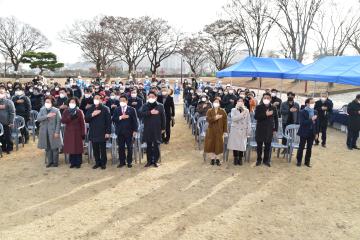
[6,151,10,155]
[347,146,353,150]
[164,141,169,145]
[215,159,221,166]
[239,158,243,166]
[256,161,261,166]
[263,162,271,167]
[70,164,75,168]
[321,144,326,148]
[93,164,100,169]
[46,163,53,168]
[304,163,312,168]
[353,146,360,150]
[233,158,238,165]
[314,140,319,146]
[153,163,159,168]
[296,162,301,167]
[127,164,132,168]
[75,165,81,169]
[53,164,58,167]
[211,159,215,165]
[144,162,152,167]
[117,163,126,168]
[101,165,106,170]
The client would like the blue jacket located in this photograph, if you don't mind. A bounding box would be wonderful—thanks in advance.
[112,106,138,137]
[297,109,318,138]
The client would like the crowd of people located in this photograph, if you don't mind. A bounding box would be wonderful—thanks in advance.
[0,76,178,169]
[182,78,360,167]
[0,76,359,170]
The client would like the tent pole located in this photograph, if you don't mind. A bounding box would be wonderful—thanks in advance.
[313,81,317,97]
[280,78,283,99]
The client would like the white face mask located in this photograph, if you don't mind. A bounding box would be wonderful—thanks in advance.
[148,98,156,104]
[263,99,271,105]
[55,87,59,91]
[93,99,100,105]
[213,102,220,108]
[119,89,125,93]
[271,93,276,97]
[131,93,137,98]
[110,96,115,100]
[309,103,315,109]
[45,103,52,109]
[162,91,168,96]
[201,98,206,102]
[237,102,244,108]
[85,94,91,98]
[229,90,234,94]
[15,91,22,96]
[69,103,76,109]
[205,89,208,93]
[45,92,50,96]
[59,93,66,99]
[0,93,5,99]
[321,97,326,102]
[120,102,127,107]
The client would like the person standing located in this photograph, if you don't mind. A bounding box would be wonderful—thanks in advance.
[314,92,333,147]
[204,98,228,166]
[296,98,318,167]
[254,93,278,167]
[280,92,300,145]
[0,86,15,154]
[85,94,111,170]
[128,89,143,115]
[112,95,138,168]
[227,98,251,165]
[270,89,282,114]
[139,92,166,167]
[12,87,32,143]
[61,97,86,168]
[37,96,63,167]
[196,95,212,118]
[157,88,175,144]
[346,94,360,150]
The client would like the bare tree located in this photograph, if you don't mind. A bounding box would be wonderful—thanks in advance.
[313,2,360,59]
[0,16,50,72]
[274,0,323,63]
[0,52,11,77]
[224,0,279,57]
[178,34,208,77]
[203,20,240,71]
[102,16,150,78]
[146,18,180,76]
[60,16,118,74]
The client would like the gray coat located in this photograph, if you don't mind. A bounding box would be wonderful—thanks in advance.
[0,98,15,125]
[37,107,63,150]
[227,107,252,151]
[280,101,300,125]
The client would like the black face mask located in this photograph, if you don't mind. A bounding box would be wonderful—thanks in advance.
[288,97,294,101]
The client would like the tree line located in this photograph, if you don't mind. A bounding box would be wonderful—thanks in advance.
[1,0,360,78]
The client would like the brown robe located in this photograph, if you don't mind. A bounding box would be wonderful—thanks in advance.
[204,108,228,155]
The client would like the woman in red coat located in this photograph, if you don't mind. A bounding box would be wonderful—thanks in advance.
[61,97,86,168]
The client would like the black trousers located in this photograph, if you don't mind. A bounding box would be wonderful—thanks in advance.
[315,124,327,145]
[347,129,359,148]
[92,142,107,167]
[146,141,160,164]
[282,123,288,145]
[162,117,171,143]
[118,134,133,165]
[1,124,13,152]
[233,150,244,159]
[256,141,271,164]
[296,135,314,165]
[69,154,82,166]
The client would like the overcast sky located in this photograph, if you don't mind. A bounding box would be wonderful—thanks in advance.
[0,0,359,64]
[0,0,227,63]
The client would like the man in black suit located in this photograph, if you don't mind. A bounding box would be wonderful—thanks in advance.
[314,92,333,147]
[112,95,138,168]
[128,88,143,115]
[254,93,279,167]
[157,88,175,144]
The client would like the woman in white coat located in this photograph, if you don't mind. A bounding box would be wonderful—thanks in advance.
[227,98,252,165]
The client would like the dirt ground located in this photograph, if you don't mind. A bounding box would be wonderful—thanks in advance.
[0,104,360,240]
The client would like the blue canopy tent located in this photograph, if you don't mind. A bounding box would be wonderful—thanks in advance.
[283,56,360,86]
[216,56,304,78]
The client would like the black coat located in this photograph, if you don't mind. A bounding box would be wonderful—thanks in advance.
[106,98,119,115]
[297,109,318,138]
[254,104,279,143]
[30,94,44,112]
[139,102,166,143]
[157,95,175,119]
[12,95,31,121]
[128,97,143,114]
[314,99,333,127]
[80,96,93,115]
[347,100,360,131]
[112,106,138,137]
[85,104,111,142]
[222,94,238,113]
